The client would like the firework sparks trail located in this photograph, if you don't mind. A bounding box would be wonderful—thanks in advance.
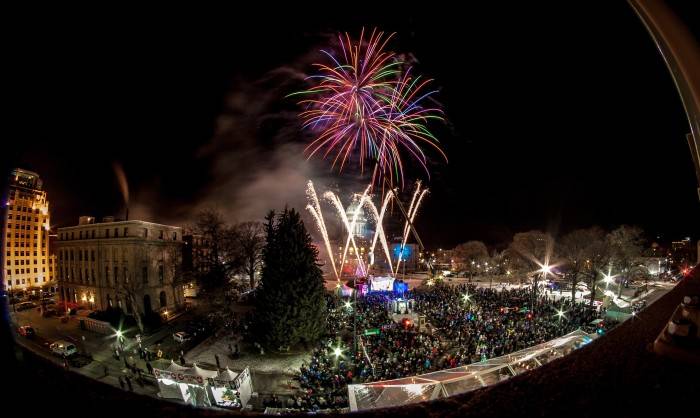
[394,183,429,276]
[306,181,339,280]
[325,187,370,276]
[364,190,394,272]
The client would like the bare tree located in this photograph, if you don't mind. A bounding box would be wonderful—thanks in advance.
[194,209,229,291]
[164,243,188,310]
[117,264,145,334]
[452,240,489,280]
[232,221,265,289]
[607,225,645,297]
[508,230,554,273]
[585,232,612,308]
[560,227,608,303]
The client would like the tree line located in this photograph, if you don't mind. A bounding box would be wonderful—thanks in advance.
[446,225,648,306]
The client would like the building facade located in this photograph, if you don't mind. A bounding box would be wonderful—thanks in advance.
[182,233,210,274]
[2,168,53,292]
[56,217,185,314]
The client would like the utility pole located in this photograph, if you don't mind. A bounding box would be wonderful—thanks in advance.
[352,276,357,365]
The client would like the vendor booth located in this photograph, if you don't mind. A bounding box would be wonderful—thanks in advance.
[155,362,253,409]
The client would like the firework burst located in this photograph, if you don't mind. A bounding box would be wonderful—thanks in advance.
[290,28,446,188]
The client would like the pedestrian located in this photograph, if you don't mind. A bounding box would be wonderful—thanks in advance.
[63,357,69,370]
[180,355,186,366]
[118,376,125,390]
[146,361,153,375]
[215,354,221,369]
[103,365,109,378]
[125,376,133,392]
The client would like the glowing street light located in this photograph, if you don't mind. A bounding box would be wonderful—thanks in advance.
[556,308,567,320]
[344,300,353,310]
[462,293,471,303]
[539,264,552,276]
[332,345,344,358]
[601,267,617,290]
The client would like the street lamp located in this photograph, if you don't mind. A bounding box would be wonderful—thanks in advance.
[531,262,552,313]
[601,270,616,291]
[556,308,567,321]
[115,329,125,347]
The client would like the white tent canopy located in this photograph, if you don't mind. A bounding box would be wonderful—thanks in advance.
[217,367,239,381]
[166,360,189,372]
[190,363,219,379]
[156,363,253,410]
[348,330,596,411]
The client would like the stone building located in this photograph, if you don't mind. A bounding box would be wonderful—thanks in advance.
[56,216,185,315]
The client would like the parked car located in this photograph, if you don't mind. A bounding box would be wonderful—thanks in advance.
[18,325,35,338]
[173,331,192,343]
[50,340,77,357]
[16,301,37,311]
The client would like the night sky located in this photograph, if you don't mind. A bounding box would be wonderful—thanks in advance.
[4,3,699,249]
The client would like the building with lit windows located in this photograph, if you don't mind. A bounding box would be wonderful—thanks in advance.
[56,216,185,314]
[670,237,695,268]
[2,168,53,292]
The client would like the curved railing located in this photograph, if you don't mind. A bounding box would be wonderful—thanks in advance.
[348,330,595,411]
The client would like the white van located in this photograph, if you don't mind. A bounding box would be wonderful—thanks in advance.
[50,340,77,357]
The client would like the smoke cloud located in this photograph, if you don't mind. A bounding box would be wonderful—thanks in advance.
[182,37,376,225]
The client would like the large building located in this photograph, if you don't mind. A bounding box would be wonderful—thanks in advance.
[670,238,695,268]
[2,168,53,292]
[56,217,185,314]
[182,233,210,274]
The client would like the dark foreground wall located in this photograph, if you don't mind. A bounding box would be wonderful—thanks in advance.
[2,268,698,418]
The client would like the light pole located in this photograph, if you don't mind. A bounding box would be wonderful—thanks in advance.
[534,264,551,313]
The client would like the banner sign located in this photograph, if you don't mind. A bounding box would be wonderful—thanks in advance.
[154,368,205,385]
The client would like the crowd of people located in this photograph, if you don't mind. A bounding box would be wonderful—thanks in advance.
[412,284,603,363]
[293,281,614,411]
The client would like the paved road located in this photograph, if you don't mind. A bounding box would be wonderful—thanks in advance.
[9,308,187,397]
